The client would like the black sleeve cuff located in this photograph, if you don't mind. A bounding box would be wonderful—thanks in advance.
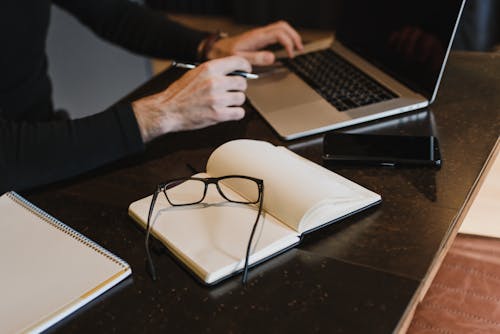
[113,103,145,154]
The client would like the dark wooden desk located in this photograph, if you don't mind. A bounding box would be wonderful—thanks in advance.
[27,52,499,333]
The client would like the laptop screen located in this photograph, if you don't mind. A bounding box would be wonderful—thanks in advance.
[335,0,465,99]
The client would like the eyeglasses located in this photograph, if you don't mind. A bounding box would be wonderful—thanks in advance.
[145,175,264,284]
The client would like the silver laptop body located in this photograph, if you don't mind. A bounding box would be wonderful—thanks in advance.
[246,0,466,140]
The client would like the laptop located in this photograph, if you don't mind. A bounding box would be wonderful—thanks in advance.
[246,0,466,140]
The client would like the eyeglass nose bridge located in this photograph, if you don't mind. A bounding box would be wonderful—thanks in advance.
[204,178,233,202]
[204,177,220,185]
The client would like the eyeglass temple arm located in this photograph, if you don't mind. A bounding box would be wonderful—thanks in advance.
[147,187,161,231]
[145,187,161,281]
[242,185,264,284]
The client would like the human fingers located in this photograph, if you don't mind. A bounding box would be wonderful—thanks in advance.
[209,92,246,108]
[198,56,251,77]
[270,29,296,58]
[213,106,246,122]
[211,75,248,92]
[267,21,303,51]
[249,26,298,58]
[235,50,275,66]
[189,76,247,110]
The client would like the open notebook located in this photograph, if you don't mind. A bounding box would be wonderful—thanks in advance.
[0,192,131,334]
[129,139,381,285]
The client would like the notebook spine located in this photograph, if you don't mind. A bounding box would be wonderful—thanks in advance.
[7,191,129,269]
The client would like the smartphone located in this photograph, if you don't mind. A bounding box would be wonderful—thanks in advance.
[323,133,441,167]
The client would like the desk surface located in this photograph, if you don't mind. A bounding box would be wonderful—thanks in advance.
[27,52,499,333]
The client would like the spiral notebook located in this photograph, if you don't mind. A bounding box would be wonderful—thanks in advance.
[0,192,131,334]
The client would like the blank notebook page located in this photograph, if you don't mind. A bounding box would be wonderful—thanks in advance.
[0,193,130,334]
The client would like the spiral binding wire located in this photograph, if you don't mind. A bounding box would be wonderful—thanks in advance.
[6,191,129,269]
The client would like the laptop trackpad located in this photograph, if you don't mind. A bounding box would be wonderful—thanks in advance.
[247,71,323,113]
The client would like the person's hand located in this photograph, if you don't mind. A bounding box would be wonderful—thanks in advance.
[132,56,250,143]
[207,21,304,66]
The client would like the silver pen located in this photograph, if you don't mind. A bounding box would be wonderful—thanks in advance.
[172,61,259,79]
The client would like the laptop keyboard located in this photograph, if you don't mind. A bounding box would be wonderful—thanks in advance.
[281,49,398,111]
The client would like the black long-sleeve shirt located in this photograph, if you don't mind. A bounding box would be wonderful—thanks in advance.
[0,0,208,192]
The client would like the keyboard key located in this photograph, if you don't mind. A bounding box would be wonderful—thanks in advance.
[282,49,398,111]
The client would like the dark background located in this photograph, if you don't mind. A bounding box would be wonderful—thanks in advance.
[145,0,500,52]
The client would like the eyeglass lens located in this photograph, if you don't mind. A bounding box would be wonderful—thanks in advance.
[218,177,260,203]
[164,179,206,205]
[164,177,260,205]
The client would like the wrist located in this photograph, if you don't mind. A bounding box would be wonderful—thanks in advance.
[131,96,174,143]
[131,100,152,143]
[197,31,228,61]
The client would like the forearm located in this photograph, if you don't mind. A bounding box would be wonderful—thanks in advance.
[53,0,208,60]
[0,104,144,192]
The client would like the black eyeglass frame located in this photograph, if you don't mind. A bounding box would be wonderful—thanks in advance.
[145,175,264,284]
